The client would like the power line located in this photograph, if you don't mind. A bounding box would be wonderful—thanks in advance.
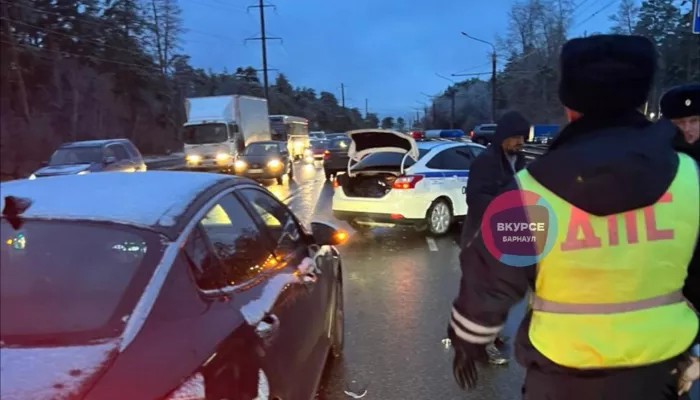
[245,0,281,101]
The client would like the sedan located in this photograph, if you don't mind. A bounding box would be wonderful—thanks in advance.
[29,138,146,179]
[0,171,346,400]
[323,136,351,180]
[234,141,294,185]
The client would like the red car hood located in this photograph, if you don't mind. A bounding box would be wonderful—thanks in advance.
[0,339,119,400]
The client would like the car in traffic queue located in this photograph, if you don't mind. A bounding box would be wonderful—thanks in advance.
[323,135,351,180]
[29,139,146,180]
[233,141,294,185]
[469,123,498,145]
[331,129,486,236]
[309,139,329,161]
[0,171,347,400]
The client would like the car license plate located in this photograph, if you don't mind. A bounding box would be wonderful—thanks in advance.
[249,168,263,173]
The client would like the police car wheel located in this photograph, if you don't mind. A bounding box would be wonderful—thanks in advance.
[426,199,452,236]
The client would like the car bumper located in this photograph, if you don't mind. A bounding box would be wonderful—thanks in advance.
[237,168,285,179]
[333,210,424,226]
[331,189,433,221]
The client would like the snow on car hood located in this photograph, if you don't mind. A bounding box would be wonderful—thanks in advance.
[0,339,119,400]
[35,164,92,176]
[346,129,418,161]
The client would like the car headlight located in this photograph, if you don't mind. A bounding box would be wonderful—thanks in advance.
[234,160,247,170]
[78,170,90,175]
[216,153,232,162]
[186,154,201,164]
[304,148,312,156]
[267,159,282,169]
[28,174,36,180]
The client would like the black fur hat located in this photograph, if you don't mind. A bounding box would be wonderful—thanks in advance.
[660,84,700,119]
[559,34,657,115]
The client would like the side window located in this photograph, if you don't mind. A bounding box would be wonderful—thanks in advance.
[109,145,130,161]
[103,146,116,159]
[468,145,484,159]
[238,188,305,258]
[191,194,274,289]
[228,123,240,135]
[123,142,141,159]
[427,147,474,170]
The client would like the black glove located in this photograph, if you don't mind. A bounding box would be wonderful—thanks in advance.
[448,326,489,390]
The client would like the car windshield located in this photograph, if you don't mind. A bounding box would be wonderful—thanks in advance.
[244,143,279,155]
[0,219,163,346]
[328,138,351,150]
[352,149,430,170]
[49,147,102,165]
[184,123,228,144]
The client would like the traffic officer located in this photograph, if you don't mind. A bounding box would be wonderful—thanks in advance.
[661,84,700,145]
[447,34,700,400]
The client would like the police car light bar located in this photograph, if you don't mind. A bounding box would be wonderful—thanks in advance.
[424,129,465,139]
[410,131,425,139]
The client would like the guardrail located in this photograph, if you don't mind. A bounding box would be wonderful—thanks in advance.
[144,154,185,171]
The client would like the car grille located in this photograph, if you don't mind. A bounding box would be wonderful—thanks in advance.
[250,163,262,169]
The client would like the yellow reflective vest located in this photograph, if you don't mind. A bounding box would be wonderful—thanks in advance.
[518,152,700,369]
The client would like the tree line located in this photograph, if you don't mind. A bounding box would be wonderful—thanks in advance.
[0,0,380,179]
[405,0,699,134]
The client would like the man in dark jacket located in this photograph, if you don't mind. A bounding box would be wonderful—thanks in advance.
[460,111,530,248]
[447,34,700,400]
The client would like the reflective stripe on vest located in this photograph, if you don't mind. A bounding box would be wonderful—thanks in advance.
[517,152,700,369]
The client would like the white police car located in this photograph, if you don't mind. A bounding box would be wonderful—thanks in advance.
[332,129,485,236]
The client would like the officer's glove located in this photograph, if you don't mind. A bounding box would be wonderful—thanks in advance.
[448,326,489,390]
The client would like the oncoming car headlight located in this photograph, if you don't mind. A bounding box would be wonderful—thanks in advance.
[77,171,90,175]
[186,155,202,164]
[267,159,282,169]
[234,160,247,170]
[304,148,312,156]
[28,174,36,180]
[215,153,232,162]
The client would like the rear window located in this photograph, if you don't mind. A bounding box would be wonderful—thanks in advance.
[352,149,430,170]
[311,141,327,149]
[328,138,351,149]
[244,143,279,155]
[0,220,163,346]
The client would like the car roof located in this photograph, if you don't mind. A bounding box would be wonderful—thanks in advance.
[416,141,457,150]
[0,172,236,230]
[60,139,132,148]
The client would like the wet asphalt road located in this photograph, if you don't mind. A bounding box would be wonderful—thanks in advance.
[264,161,528,400]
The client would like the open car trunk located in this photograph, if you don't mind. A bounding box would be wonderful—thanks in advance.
[337,171,399,198]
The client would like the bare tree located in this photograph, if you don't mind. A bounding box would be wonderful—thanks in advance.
[609,0,639,35]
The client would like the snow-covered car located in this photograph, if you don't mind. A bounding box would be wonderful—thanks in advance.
[0,171,346,400]
[332,129,486,236]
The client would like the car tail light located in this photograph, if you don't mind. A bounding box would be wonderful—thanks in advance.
[165,373,205,399]
[392,175,424,189]
[323,150,331,160]
[410,131,424,139]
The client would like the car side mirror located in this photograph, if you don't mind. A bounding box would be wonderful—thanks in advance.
[310,220,348,246]
[103,156,116,165]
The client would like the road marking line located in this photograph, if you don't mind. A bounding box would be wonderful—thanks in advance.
[426,237,438,251]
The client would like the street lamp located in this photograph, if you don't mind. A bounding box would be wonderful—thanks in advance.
[461,32,497,123]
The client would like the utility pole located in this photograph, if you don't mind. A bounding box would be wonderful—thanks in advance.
[449,90,456,129]
[341,83,346,108]
[365,98,368,117]
[461,32,497,122]
[246,0,282,101]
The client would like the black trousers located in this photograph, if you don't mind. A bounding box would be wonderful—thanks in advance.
[522,358,694,400]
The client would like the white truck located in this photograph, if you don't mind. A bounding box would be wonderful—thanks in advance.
[183,95,272,172]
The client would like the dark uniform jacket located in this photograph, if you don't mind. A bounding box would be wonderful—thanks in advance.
[453,111,700,399]
[459,127,527,248]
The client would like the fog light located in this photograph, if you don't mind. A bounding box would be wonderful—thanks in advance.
[234,160,247,170]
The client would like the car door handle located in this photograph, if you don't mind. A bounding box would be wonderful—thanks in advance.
[255,314,279,339]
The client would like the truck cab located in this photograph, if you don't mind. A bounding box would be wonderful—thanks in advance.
[183,121,241,172]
